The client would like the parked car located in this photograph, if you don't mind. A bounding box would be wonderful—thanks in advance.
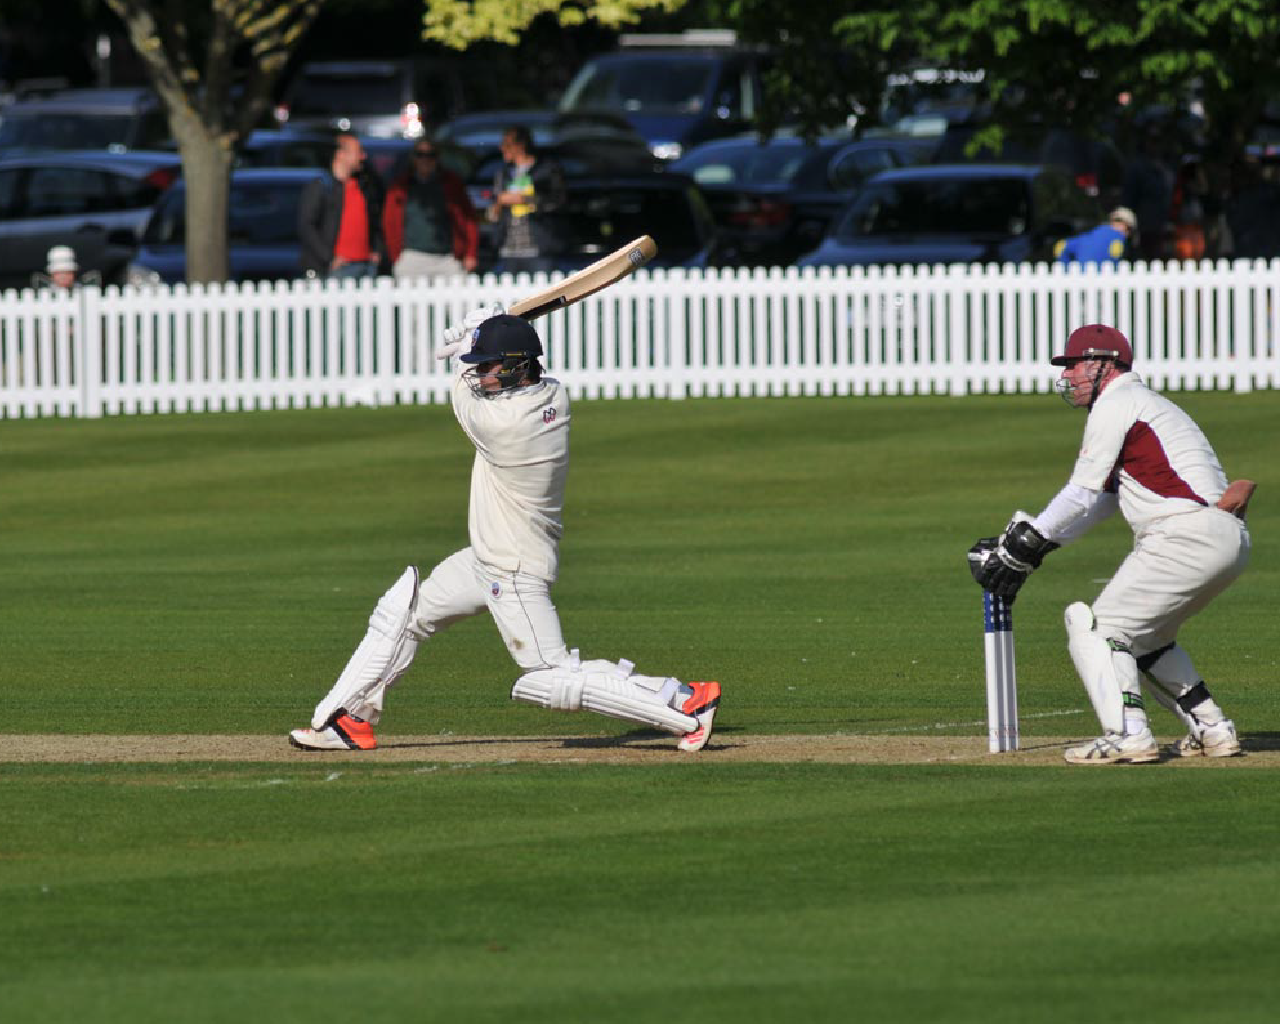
[557,30,771,160]
[670,132,928,267]
[235,128,338,170]
[276,58,530,139]
[799,164,1099,269]
[0,87,171,152]
[0,151,180,289]
[930,122,1127,207]
[127,168,324,285]
[544,171,720,272]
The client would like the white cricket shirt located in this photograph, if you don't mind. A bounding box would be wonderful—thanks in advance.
[1068,373,1227,532]
[451,373,570,581]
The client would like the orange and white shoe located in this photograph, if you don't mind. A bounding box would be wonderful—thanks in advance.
[677,681,720,752]
[289,711,377,751]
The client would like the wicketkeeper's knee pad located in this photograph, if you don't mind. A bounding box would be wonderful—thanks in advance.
[1065,601,1140,734]
[511,650,695,735]
[311,566,420,729]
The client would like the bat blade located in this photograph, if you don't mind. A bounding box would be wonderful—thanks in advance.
[508,236,658,321]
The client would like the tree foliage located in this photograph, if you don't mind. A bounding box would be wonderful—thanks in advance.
[422,0,688,48]
[711,0,1280,162]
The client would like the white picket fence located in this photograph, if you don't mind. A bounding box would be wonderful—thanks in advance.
[1,260,1277,419]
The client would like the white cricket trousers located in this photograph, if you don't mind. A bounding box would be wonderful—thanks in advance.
[409,547,569,670]
[1093,507,1250,656]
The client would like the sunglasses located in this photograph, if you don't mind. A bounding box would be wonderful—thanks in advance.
[413,150,437,158]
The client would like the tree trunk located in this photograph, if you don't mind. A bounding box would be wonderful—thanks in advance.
[173,128,235,284]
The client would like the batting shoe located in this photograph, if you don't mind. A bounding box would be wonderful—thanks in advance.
[677,681,720,752]
[1064,727,1160,765]
[1171,719,1241,759]
[289,711,377,751]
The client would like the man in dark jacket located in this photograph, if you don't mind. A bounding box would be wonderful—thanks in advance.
[486,125,566,274]
[298,133,384,279]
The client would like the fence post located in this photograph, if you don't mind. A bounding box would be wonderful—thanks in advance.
[78,285,103,418]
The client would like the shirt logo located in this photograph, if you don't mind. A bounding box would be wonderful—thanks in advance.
[491,582,501,598]
[543,407,556,424]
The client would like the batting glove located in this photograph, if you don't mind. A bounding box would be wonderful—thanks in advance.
[967,513,1059,599]
[436,302,506,360]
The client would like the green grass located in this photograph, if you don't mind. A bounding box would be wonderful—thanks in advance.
[2,393,1278,1021]
[5,761,1280,1023]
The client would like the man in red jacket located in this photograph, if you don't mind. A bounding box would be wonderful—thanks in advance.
[382,140,478,280]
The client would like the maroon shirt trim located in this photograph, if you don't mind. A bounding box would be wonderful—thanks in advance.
[1114,421,1207,504]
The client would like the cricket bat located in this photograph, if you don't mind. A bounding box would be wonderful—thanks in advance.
[507,236,658,321]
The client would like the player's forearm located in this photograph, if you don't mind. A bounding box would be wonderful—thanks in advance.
[1032,482,1117,544]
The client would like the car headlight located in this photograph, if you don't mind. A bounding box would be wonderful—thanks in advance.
[651,142,683,161]
[125,263,163,288]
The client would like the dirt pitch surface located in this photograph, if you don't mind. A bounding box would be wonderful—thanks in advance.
[3,733,1276,766]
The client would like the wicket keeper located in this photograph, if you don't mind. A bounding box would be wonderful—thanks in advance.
[969,324,1252,764]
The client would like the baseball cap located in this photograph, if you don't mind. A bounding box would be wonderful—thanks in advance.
[1050,324,1133,367]
[46,245,78,274]
[458,314,543,364]
[1109,206,1137,230]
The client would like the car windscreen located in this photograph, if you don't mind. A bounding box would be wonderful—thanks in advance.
[837,178,1031,237]
[0,112,136,150]
[143,181,310,244]
[289,75,402,116]
[676,143,811,186]
[560,57,716,115]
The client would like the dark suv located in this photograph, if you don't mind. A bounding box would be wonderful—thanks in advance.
[557,31,770,161]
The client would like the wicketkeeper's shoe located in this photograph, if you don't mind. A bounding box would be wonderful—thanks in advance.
[677,681,720,752]
[288,711,377,751]
[1171,719,1241,759]
[1064,728,1160,765]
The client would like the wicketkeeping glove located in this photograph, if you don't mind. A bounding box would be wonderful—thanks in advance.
[436,302,507,360]
[967,513,1059,599]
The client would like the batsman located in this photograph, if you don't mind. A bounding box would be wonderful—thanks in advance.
[289,305,720,753]
[968,324,1253,765]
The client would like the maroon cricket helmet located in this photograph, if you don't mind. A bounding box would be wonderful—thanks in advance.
[1050,324,1133,368]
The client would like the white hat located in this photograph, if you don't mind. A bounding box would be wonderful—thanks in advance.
[47,245,78,274]
[1109,207,1137,231]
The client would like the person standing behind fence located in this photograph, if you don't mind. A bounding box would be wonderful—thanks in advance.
[1055,207,1136,267]
[486,125,566,274]
[382,139,478,281]
[298,132,383,280]
[34,245,89,290]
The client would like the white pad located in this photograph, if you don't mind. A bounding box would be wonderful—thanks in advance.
[311,566,420,729]
[511,651,696,735]
[1064,601,1133,734]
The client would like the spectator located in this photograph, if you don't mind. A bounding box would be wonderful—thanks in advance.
[1122,131,1175,261]
[1170,157,1209,261]
[382,139,479,281]
[298,132,383,280]
[45,245,80,289]
[32,245,99,291]
[1055,207,1136,266]
[486,125,566,274]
